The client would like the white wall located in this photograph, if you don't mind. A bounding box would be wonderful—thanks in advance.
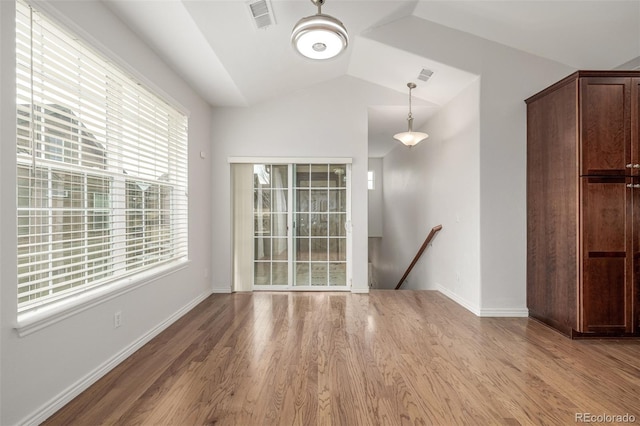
[211,76,411,293]
[379,79,481,312]
[0,3,7,423]
[0,2,213,424]
[367,16,574,313]
[367,158,383,237]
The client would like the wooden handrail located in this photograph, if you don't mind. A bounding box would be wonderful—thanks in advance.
[395,225,443,290]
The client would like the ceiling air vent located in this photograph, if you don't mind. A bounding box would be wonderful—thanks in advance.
[247,0,276,30]
[418,69,434,82]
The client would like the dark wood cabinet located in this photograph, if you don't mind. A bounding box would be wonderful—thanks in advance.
[526,71,640,338]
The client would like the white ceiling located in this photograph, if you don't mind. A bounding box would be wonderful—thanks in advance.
[104,0,640,157]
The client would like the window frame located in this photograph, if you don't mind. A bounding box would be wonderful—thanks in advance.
[14,0,189,333]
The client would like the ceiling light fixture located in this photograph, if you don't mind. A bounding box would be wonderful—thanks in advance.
[394,82,429,147]
[291,0,348,60]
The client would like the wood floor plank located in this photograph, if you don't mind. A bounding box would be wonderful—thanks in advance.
[43,291,640,425]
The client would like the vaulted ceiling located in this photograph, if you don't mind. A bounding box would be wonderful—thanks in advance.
[104,0,640,156]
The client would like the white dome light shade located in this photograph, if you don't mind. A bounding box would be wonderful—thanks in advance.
[393,130,429,147]
[291,14,348,60]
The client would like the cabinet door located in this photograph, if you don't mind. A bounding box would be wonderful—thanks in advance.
[580,77,632,176]
[581,177,633,333]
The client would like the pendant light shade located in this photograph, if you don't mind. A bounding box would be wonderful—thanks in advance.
[394,82,429,147]
[393,128,429,147]
[291,0,348,60]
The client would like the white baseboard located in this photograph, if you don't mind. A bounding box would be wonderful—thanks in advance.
[477,307,529,317]
[20,291,211,426]
[436,284,528,317]
[211,285,232,293]
[350,287,370,294]
[436,284,481,316]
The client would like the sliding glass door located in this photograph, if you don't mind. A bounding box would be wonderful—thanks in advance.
[252,163,349,289]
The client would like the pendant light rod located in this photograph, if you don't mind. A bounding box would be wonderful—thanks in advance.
[407,82,416,130]
[393,81,429,147]
[312,0,324,14]
[406,82,416,132]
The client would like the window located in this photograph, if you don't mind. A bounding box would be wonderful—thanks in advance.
[16,0,188,314]
[367,170,375,190]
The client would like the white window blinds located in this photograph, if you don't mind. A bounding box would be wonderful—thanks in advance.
[16,0,189,313]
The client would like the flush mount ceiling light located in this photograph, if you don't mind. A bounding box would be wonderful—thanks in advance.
[291,0,348,60]
[393,82,429,147]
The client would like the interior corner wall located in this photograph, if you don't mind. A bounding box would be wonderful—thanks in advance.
[0,2,213,424]
[378,79,481,314]
[366,16,574,313]
[615,56,640,70]
[210,76,410,294]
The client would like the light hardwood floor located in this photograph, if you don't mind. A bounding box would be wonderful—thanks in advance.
[45,291,640,425]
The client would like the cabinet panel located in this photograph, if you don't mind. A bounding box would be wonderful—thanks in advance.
[581,177,632,332]
[634,79,640,170]
[526,80,579,334]
[583,257,626,331]
[580,78,631,176]
[634,177,640,332]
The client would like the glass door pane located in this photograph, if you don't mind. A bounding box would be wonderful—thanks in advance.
[294,164,347,286]
[294,165,310,285]
[328,164,347,286]
[253,164,289,286]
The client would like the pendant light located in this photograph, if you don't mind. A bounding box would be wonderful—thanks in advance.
[393,82,429,147]
[291,0,348,60]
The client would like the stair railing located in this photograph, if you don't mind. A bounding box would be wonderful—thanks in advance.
[395,225,443,290]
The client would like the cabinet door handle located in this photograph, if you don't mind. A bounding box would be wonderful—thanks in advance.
[627,184,640,188]
[627,164,634,168]
[634,164,640,169]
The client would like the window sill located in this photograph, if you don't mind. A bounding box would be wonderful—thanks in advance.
[15,259,190,337]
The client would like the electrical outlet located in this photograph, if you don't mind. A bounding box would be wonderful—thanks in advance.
[114,311,122,328]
